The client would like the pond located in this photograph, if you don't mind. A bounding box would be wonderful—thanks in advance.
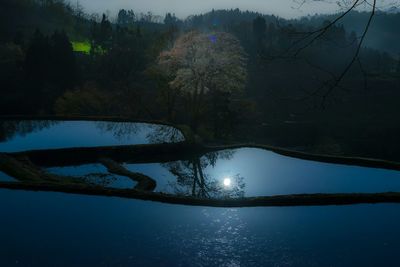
[0,120,184,152]
[0,189,399,267]
[124,148,400,197]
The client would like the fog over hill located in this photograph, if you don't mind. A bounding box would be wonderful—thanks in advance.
[73,0,341,19]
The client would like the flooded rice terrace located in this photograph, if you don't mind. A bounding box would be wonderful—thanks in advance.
[1,120,400,266]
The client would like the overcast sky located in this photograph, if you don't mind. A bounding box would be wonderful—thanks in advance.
[73,0,344,19]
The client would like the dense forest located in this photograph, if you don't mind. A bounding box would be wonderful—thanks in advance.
[1,0,400,160]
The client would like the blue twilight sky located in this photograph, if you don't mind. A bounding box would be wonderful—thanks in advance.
[72,0,345,19]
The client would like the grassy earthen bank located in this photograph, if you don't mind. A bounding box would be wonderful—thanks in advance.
[1,181,400,207]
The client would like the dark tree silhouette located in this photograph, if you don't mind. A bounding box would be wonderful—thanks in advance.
[164,13,179,27]
[117,9,135,26]
[99,14,112,49]
[50,30,77,90]
[24,29,77,112]
[24,29,52,111]
[253,16,266,41]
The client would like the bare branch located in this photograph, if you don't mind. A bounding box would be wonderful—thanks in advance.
[320,0,376,107]
[282,0,361,57]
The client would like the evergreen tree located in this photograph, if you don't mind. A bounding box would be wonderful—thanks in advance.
[25,29,51,87]
[164,13,178,26]
[50,30,77,90]
[24,29,52,111]
[252,16,266,54]
[99,14,112,48]
[253,16,266,42]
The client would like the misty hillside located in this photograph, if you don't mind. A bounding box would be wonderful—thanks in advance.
[1,0,400,161]
[298,11,400,55]
[2,1,400,54]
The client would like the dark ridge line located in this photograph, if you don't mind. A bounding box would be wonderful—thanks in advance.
[1,182,400,207]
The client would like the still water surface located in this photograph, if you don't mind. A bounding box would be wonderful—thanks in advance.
[0,120,184,152]
[124,148,400,197]
[0,189,399,267]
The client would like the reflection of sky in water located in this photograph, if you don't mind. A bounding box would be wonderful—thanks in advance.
[204,148,400,195]
[0,171,17,182]
[124,163,173,192]
[0,121,184,152]
[125,148,400,197]
[1,190,400,266]
[47,164,136,189]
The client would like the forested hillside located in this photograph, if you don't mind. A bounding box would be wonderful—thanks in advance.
[1,0,400,160]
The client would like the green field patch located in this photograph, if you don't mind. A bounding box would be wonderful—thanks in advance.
[71,41,91,54]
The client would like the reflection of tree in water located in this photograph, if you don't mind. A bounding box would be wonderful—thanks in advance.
[146,124,184,143]
[163,150,246,199]
[96,122,184,143]
[81,173,118,188]
[96,121,140,142]
[0,120,58,142]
